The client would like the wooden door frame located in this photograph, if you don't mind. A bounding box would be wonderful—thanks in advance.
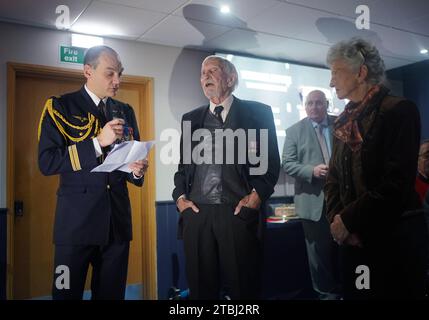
[6,62,157,299]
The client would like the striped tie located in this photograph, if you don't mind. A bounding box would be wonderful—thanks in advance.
[214,105,224,124]
[316,124,330,164]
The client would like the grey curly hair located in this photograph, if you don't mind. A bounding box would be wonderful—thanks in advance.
[326,37,385,85]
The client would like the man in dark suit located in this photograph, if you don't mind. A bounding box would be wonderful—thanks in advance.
[282,90,340,299]
[172,55,280,299]
[38,45,148,299]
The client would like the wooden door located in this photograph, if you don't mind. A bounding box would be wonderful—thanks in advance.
[12,74,145,299]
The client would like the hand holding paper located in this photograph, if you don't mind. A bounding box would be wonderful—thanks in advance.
[129,159,149,177]
[91,140,155,173]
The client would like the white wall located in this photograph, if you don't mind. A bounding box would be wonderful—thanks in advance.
[0,22,209,205]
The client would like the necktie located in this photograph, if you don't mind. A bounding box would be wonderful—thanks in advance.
[98,100,108,122]
[316,124,330,164]
[214,105,224,124]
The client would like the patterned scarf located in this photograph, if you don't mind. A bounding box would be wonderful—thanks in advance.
[334,85,381,152]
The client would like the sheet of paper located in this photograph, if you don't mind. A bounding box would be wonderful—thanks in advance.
[91,140,155,173]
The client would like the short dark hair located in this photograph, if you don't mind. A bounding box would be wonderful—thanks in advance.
[84,45,118,68]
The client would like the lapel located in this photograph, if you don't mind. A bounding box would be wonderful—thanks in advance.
[190,105,209,132]
[187,105,208,181]
[305,117,326,161]
[358,86,389,139]
[225,96,244,130]
[305,117,319,146]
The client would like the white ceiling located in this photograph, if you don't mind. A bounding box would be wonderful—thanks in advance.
[1,0,428,69]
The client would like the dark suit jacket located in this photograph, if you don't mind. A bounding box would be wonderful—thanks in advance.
[38,87,143,245]
[172,96,280,237]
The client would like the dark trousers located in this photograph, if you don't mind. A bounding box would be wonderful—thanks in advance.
[182,204,262,300]
[301,216,341,299]
[340,211,428,299]
[52,243,130,300]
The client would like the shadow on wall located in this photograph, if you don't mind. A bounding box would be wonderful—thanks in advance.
[168,3,260,121]
[316,17,405,97]
[316,17,395,57]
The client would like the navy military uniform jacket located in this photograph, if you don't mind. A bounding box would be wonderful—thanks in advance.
[38,87,143,245]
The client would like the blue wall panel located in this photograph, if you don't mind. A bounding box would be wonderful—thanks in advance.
[0,208,7,300]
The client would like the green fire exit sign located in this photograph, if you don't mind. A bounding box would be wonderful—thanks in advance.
[60,46,85,64]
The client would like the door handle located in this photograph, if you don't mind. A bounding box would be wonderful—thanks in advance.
[14,200,24,217]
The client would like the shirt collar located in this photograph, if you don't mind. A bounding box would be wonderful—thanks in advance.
[84,84,108,106]
[209,95,233,115]
[311,115,328,128]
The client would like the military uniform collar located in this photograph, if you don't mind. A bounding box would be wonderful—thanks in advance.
[79,86,105,120]
[84,84,108,107]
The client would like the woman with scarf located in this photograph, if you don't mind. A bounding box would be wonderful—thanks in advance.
[325,37,428,299]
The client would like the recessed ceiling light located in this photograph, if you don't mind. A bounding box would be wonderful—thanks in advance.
[72,33,103,48]
[220,5,230,14]
[420,49,428,54]
[71,23,120,37]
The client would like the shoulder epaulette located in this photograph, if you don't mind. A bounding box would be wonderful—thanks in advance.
[38,97,100,142]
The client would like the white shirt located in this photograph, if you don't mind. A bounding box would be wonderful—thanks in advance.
[84,84,107,107]
[85,85,106,158]
[209,95,233,122]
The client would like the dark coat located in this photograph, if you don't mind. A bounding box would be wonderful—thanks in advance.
[325,87,421,241]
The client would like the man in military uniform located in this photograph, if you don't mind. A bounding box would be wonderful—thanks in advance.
[38,45,148,300]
